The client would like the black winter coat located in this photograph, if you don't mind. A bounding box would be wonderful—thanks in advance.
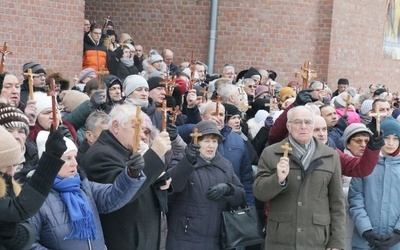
[81,130,166,250]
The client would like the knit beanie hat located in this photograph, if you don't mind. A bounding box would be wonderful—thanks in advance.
[148,71,164,79]
[223,103,241,119]
[150,54,163,64]
[124,43,135,51]
[280,87,295,104]
[22,62,45,79]
[338,78,349,85]
[194,120,222,140]
[34,91,56,115]
[0,104,30,135]
[148,77,165,91]
[243,67,261,79]
[36,130,77,159]
[60,90,90,113]
[343,123,373,147]
[182,68,199,80]
[360,99,373,115]
[373,88,387,98]
[106,29,116,36]
[0,126,21,168]
[78,68,96,82]
[123,75,148,97]
[334,92,353,109]
[120,33,133,43]
[381,117,400,139]
[255,86,269,99]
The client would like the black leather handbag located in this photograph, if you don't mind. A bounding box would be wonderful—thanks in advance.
[220,206,264,249]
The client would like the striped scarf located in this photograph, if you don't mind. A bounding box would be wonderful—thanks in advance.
[288,136,316,171]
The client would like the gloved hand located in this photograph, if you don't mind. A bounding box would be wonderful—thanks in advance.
[126,152,145,178]
[293,89,314,106]
[166,123,178,141]
[335,115,348,131]
[0,222,17,239]
[89,90,105,109]
[264,116,274,128]
[362,230,383,248]
[381,230,400,248]
[45,126,67,158]
[153,172,170,190]
[206,183,233,200]
[368,133,385,151]
[185,144,200,166]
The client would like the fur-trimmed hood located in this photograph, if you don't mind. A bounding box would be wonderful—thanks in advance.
[0,175,22,198]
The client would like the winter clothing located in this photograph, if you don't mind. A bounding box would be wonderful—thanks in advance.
[167,151,245,250]
[28,168,145,250]
[81,130,167,250]
[254,137,346,249]
[82,33,108,71]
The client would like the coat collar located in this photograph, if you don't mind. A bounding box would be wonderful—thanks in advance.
[195,151,229,173]
[97,130,131,158]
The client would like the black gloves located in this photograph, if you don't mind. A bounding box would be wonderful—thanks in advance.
[126,152,145,178]
[185,144,200,166]
[89,90,105,110]
[264,116,274,128]
[293,89,314,107]
[153,172,170,190]
[166,123,178,141]
[206,183,233,200]
[45,126,67,158]
[381,230,400,248]
[335,115,348,131]
[363,230,383,248]
[0,221,17,239]
[368,133,385,151]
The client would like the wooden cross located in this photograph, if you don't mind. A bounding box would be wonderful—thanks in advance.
[95,65,109,89]
[23,68,40,100]
[0,42,12,74]
[343,94,354,116]
[190,128,203,145]
[189,51,196,90]
[265,97,279,111]
[200,86,208,103]
[281,142,292,157]
[47,79,58,132]
[170,105,182,125]
[369,112,386,136]
[131,106,142,153]
[212,94,222,116]
[156,99,173,131]
[295,61,318,90]
[163,74,177,96]
[103,16,111,29]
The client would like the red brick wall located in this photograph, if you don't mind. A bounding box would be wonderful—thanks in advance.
[0,0,84,82]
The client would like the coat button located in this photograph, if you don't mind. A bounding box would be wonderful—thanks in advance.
[297,176,301,181]
[297,202,302,206]
[297,228,301,232]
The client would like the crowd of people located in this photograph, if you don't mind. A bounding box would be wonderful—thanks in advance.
[0,18,400,250]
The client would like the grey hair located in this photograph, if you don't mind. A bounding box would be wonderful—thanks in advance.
[242,78,254,85]
[199,100,224,115]
[85,111,110,132]
[287,106,315,124]
[218,83,239,102]
[309,81,324,90]
[108,104,138,128]
[222,65,235,74]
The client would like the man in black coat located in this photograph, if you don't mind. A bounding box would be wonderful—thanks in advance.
[81,104,172,250]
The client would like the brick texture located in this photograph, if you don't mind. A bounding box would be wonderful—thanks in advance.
[1,0,399,91]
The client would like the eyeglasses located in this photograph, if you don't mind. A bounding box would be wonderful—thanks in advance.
[247,85,257,89]
[351,138,370,144]
[33,73,46,78]
[289,119,313,126]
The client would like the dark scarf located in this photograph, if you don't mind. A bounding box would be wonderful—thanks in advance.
[288,136,316,170]
[52,174,97,241]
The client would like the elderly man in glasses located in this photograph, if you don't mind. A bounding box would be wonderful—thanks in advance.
[254,105,346,250]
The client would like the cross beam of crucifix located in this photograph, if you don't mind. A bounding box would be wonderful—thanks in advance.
[0,42,12,74]
[23,68,40,100]
[280,142,292,158]
[95,66,109,89]
[190,128,203,145]
[369,112,386,136]
[295,61,317,90]
[343,94,354,116]
[156,99,173,131]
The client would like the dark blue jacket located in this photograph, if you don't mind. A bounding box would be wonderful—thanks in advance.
[178,124,255,205]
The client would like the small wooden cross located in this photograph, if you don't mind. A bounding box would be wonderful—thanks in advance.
[23,68,40,100]
[170,105,182,125]
[131,106,142,153]
[280,142,292,158]
[163,74,177,96]
[47,79,58,132]
[200,86,208,103]
[343,94,354,116]
[369,112,386,136]
[295,61,318,90]
[212,94,222,116]
[189,51,196,89]
[103,16,111,29]
[156,99,173,131]
[190,128,203,145]
[95,65,109,89]
[0,42,12,74]
[265,97,279,111]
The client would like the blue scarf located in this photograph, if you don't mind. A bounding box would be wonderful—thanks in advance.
[52,174,98,241]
